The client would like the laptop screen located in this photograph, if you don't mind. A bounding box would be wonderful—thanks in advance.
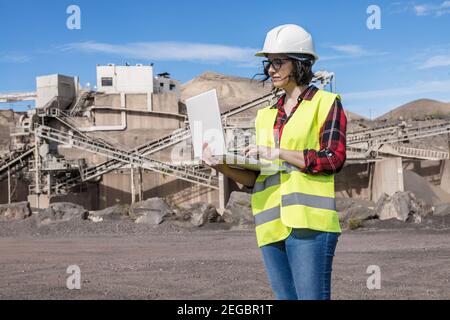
[185,89,227,159]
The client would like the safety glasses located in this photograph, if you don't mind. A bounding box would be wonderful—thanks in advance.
[262,58,291,71]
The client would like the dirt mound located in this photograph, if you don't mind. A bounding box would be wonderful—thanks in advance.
[182,71,367,121]
[377,99,450,120]
[403,170,450,205]
[345,110,368,122]
[181,71,272,116]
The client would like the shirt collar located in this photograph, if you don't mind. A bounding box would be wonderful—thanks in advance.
[271,85,318,109]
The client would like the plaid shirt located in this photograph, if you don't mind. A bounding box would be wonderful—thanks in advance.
[271,85,347,175]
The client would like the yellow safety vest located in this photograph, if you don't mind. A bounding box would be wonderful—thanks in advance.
[251,89,342,247]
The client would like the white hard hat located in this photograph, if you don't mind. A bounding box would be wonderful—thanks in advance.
[255,24,319,62]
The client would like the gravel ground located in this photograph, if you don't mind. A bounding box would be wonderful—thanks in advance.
[0,216,449,300]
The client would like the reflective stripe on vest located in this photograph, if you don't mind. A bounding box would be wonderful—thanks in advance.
[252,162,301,194]
[253,191,337,226]
[282,192,336,211]
[254,206,280,226]
[253,171,336,225]
[252,173,280,194]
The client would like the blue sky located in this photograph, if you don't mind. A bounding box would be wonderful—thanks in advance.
[0,0,449,118]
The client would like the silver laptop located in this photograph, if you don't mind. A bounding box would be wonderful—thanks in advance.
[185,89,284,174]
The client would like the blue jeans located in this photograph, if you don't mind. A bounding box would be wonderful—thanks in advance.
[260,228,340,300]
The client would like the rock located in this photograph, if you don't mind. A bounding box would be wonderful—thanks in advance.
[89,204,130,221]
[0,202,32,221]
[374,193,389,214]
[130,198,173,225]
[338,198,377,230]
[186,202,221,227]
[338,210,349,223]
[433,203,450,217]
[376,193,410,222]
[38,202,89,223]
[169,219,196,229]
[338,198,376,223]
[375,191,432,223]
[173,207,192,222]
[223,191,253,227]
[336,197,355,213]
[345,205,377,222]
[88,216,103,223]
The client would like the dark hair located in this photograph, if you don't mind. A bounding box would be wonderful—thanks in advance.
[252,56,314,91]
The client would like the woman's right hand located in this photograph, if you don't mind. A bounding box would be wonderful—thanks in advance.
[202,142,257,187]
[202,142,219,168]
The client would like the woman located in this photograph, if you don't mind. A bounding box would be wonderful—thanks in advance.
[202,24,347,300]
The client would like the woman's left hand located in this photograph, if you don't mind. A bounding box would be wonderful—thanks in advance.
[244,145,281,160]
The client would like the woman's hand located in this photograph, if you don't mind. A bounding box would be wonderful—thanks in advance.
[243,145,280,160]
[202,142,219,167]
[244,145,307,170]
[202,142,256,186]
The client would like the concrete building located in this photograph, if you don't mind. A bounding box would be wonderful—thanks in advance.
[154,72,181,100]
[36,74,79,109]
[96,64,154,94]
[95,64,181,113]
[96,64,154,111]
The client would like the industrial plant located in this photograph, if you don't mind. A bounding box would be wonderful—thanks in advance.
[1,64,450,214]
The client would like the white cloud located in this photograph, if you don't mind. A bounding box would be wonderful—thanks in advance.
[413,1,450,16]
[343,80,450,118]
[414,4,429,15]
[0,53,31,63]
[389,1,450,16]
[388,1,413,14]
[419,54,450,69]
[329,45,368,56]
[63,41,259,65]
[343,80,450,100]
[410,45,450,69]
[321,44,386,61]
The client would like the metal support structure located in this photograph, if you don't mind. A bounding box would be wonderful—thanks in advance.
[35,124,220,190]
[7,167,11,204]
[47,173,51,195]
[0,91,36,103]
[34,140,40,209]
[34,134,40,195]
[138,167,143,202]
[367,162,374,201]
[218,172,229,211]
[130,164,135,204]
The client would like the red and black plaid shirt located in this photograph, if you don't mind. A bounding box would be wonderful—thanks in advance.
[271,85,347,175]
